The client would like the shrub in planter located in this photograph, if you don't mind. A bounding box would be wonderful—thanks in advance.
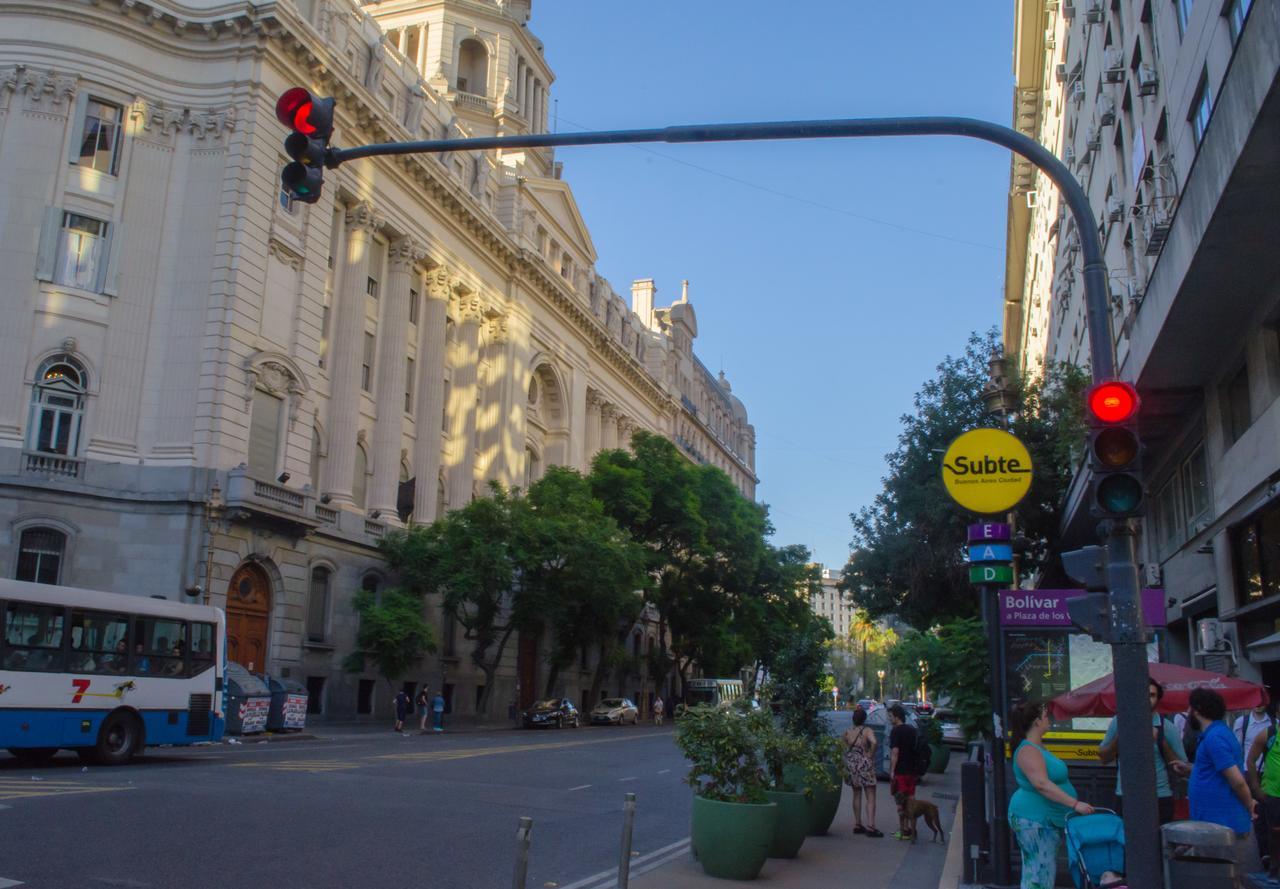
[676,705,777,880]
[923,718,951,773]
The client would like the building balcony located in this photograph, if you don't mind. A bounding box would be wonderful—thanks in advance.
[223,466,319,535]
[451,90,493,113]
[22,450,83,480]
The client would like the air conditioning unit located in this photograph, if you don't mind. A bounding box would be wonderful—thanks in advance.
[1103,47,1125,82]
[1071,81,1087,104]
[1026,190,1039,209]
[1105,195,1124,221]
[1056,63,1069,83]
[1145,563,1162,587]
[1064,146,1077,167]
[1063,0,1076,19]
[1137,63,1159,97]
[1045,30,1057,49]
[1086,124,1101,151]
[1196,619,1237,663]
[1143,212,1172,255]
[1085,0,1104,23]
[1097,94,1116,126]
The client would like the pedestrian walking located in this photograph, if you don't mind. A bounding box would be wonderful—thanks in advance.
[843,707,883,838]
[1008,699,1095,889]
[887,704,918,841]
[1097,678,1190,825]
[394,688,411,734]
[1237,703,1275,773]
[1187,687,1259,880]
[1246,708,1280,885]
[1241,701,1278,871]
[653,696,664,726]
[416,685,432,734]
[432,690,446,732]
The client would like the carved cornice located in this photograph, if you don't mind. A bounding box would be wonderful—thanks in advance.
[267,237,305,270]
[2,65,77,114]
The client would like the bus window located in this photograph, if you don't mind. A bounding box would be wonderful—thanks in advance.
[68,610,130,674]
[191,622,216,674]
[135,618,187,677]
[3,601,66,672]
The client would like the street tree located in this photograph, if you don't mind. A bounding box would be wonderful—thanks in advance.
[342,586,437,694]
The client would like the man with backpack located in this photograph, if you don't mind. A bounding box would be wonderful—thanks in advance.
[1246,703,1280,881]
[888,704,925,841]
[1097,677,1190,826]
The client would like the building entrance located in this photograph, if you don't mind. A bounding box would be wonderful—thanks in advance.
[226,562,271,671]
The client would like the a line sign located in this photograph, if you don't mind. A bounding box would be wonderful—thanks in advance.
[969,543,1014,563]
[942,429,1034,514]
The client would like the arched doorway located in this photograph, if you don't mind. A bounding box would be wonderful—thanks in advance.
[226,562,271,671]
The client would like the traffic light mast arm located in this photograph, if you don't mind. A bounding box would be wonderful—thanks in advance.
[329,115,1117,381]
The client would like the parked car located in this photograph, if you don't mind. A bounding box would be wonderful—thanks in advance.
[934,708,968,749]
[591,698,639,725]
[855,698,879,714]
[522,699,579,729]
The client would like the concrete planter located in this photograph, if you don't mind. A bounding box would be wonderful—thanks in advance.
[928,745,951,774]
[782,762,843,835]
[763,789,809,858]
[690,795,778,880]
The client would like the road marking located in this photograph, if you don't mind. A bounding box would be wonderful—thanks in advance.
[374,732,663,764]
[554,838,691,889]
[0,779,131,801]
[656,768,671,774]
[229,759,357,773]
[568,784,591,791]
[618,776,637,782]
[0,877,23,887]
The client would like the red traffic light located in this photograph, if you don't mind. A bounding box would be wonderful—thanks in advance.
[1087,381,1139,424]
[276,87,316,132]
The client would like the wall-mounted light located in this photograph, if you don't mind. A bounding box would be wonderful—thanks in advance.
[368,509,382,519]
[320,494,332,504]
[277,471,291,484]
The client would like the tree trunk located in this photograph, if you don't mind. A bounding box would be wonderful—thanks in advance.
[544,662,561,698]
[588,642,610,705]
[475,624,516,717]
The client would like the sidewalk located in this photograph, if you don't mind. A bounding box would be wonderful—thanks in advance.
[626,766,963,889]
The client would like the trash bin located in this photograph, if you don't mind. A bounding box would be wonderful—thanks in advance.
[257,674,309,732]
[1162,820,1238,889]
[224,662,271,735]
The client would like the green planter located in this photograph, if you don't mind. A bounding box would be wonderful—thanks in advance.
[764,789,809,858]
[928,744,951,774]
[781,763,843,836]
[690,795,778,880]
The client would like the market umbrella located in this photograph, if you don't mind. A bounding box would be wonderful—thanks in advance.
[1049,661,1268,720]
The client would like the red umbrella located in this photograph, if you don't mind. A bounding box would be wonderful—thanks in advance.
[1050,661,1268,720]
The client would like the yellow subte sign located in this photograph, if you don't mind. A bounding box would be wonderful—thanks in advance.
[941,428,1034,514]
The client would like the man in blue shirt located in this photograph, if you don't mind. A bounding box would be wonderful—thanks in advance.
[1099,678,1190,824]
[1188,686,1258,872]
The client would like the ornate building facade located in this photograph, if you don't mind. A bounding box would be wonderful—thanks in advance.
[0,0,757,719]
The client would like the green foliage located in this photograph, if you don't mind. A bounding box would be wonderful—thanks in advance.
[883,617,990,740]
[770,616,834,743]
[841,329,1088,628]
[675,705,770,804]
[342,587,437,684]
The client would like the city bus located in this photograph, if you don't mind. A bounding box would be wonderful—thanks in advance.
[0,578,226,764]
[682,677,747,711]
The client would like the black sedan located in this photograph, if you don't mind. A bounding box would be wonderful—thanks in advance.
[521,698,580,729]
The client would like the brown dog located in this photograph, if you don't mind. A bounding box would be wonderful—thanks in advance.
[893,792,945,844]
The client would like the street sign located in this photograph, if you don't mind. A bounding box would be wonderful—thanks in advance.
[968,543,1014,563]
[941,428,1034,514]
[969,564,1014,584]
[968,522,1011,542]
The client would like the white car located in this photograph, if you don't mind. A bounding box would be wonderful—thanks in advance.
[591,698,639,725]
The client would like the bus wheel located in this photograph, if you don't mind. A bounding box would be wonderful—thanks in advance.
[7,747,58,766]
[87,711,143,765]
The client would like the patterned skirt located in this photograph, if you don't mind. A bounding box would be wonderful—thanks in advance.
[844,744,877,788]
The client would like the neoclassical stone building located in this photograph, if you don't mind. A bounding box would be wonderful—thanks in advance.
[0,0,756,720]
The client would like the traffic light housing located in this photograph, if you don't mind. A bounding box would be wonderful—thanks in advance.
[1086,381,1143,518]
[276,87,335,204]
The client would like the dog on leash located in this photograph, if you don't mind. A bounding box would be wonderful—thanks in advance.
[893,791,945,844]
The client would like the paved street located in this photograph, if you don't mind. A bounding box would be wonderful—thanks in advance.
[0,725,688,889]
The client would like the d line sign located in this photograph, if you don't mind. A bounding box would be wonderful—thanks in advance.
[941,428,1034,515]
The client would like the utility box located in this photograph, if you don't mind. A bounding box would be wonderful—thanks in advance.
[224,662,271,735]
[1162,820,1238,889]
[257,674,309,732]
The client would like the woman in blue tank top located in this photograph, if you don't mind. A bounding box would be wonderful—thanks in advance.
[1008,700,1096,889]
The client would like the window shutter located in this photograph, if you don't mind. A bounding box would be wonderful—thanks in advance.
[68,92,89,167]
[35,207,62,282]
[98,222,118,295]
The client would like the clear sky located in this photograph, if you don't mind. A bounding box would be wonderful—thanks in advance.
[529,1,1014,570]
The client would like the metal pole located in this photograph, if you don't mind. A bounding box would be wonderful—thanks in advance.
[982,585,1016,889]
[618,792,637,889]
[512,816,532,889]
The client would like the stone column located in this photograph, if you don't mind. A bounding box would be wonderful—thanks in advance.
[369,237,421,524]
[416,25,427,75]
[601,404,619,450]
[412,265,451,523]
[485,313,530,487]
[584,390,602,465]
[322,202,381,506]
[447,287,482,507]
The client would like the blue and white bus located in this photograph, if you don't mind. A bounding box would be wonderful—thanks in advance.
[1,578,226,764]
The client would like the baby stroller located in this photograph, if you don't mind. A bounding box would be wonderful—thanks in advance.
[1064,809,1126,889]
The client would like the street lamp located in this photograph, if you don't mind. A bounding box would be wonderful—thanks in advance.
[919,659,928,705]
[877,669,886,702]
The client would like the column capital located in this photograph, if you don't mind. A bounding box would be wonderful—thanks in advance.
[585,389,603,411]
[425,264,453,301]
[487,314,510,344]
[601,403,619,422]
[344,202,383,234]
[389,236,426,270]
[454,291,484,324]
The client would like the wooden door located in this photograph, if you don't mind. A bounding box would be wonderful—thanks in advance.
[226,563,271,672]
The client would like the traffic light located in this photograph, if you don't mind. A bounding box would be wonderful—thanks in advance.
[276,87,335,204]
[1086,381,1143,518]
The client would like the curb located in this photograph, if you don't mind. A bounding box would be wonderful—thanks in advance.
[938,798,966,889]
[224,732,320,745]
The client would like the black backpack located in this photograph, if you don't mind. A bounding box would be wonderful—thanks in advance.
[911,728,932,777]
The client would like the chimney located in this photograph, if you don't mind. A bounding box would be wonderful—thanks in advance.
[631,278,656,329]
[681,279,689,302]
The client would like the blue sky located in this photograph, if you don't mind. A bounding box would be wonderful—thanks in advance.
[530,2,1014,570]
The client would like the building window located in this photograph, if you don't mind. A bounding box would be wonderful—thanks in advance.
[30,356,87,457]
[405,357,415,414]
[357,678,375,714]
[1232,500,1280,604]
[319,304,331,369]
[306,676,325,714]
[16,527,66,585]
[1226,0,1253,43]
[353,444,369,509]
[1153,444,1211,558]
[1174,0,1192,36]
[366,275,379,300]
[247,389,282,479]
[75,99,123,175]
[456,38,489,95]
[362,332,375,392]
[1224,363,1251,444]
[306,567,330,642]
[54,213,109,291]
[1189,70,1213,147]
[278,188,296,215]
[409,288,420,325]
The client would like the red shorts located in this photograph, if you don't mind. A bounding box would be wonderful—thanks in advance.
[891,774,918,798]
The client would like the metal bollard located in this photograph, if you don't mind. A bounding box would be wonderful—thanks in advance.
[617,792,637,889]
[512,816,533,889]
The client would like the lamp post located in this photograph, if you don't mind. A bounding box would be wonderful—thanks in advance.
[877,669,886,702]
[919,659,927,705]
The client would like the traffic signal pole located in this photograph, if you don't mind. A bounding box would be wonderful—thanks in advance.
[326,114,1160,887]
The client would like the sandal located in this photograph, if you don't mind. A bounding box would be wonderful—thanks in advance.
[853,825,867,835]
[865,829,884,838]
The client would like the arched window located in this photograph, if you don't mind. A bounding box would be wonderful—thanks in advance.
[16,527,66,585]
[248,389,283,478]
[306,566,330,642]
[361,573,381,605]
[310,426,323,492]
[456,39,489,95]
[353,443,369,509]
[29,355,87,456]
[525,446,540,488]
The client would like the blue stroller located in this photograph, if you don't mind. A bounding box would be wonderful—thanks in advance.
[1064,809,1126,889]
